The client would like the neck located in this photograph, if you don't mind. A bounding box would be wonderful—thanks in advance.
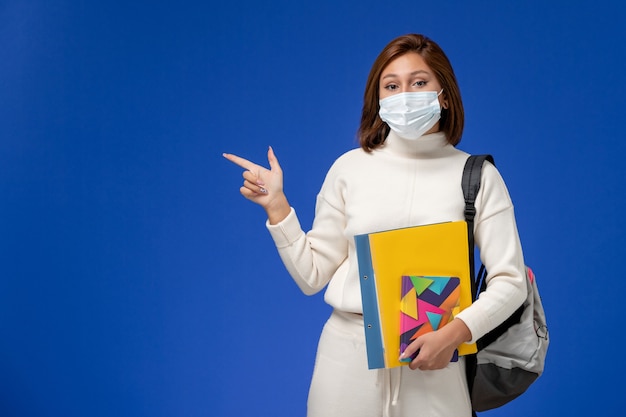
[380,130,449,158]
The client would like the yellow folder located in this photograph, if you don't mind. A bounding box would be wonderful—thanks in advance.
[355,220,477,369]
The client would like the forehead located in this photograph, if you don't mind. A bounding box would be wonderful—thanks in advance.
[380,52,432,78]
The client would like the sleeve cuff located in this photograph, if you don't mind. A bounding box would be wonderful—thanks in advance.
[265,207,305,248]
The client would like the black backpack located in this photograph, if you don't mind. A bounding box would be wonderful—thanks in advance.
[462,155,549,413]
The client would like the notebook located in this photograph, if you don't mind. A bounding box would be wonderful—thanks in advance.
[400,275,461,363]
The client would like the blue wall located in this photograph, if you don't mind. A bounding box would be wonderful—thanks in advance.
[1,1,624,416]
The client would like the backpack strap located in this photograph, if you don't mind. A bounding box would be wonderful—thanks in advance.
[462,154,493,417]
[462,154,494,299]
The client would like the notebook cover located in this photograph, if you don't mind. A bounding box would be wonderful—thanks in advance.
[399,275,461,363]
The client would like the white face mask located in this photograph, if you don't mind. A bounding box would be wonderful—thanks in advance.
[378,90,442,140]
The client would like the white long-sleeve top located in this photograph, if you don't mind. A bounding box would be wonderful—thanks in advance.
[266,130,526,344]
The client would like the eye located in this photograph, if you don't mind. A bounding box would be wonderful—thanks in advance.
[384,83,399,91]
[413,80,427,88]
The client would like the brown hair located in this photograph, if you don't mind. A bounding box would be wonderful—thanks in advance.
[358,34,464,152]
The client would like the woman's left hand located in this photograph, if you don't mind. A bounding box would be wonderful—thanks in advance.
[400,318,471,371]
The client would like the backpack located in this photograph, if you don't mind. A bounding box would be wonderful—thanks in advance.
[462,154,549,413]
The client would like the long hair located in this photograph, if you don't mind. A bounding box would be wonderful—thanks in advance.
[358,34,464,152]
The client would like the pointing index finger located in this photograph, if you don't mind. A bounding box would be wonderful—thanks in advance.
[222,152,257,172]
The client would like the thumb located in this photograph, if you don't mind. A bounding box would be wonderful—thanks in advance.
[267,146,282,172]
[400,338,423,363]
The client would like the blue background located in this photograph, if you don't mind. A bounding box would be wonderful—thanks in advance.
[1,1,624,416]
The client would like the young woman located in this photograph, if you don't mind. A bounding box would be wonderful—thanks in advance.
[223,34,526,417]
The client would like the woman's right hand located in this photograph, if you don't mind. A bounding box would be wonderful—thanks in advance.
[223,146,291,225]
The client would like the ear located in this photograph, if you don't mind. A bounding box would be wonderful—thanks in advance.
[440,92,449,109]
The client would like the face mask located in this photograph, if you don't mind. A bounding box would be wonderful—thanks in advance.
[378,90,442,140]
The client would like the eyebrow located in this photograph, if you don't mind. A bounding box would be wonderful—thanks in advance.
[381,70,430,80]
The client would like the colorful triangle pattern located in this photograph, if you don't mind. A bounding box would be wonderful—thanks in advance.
[400,275,461,360]
[410,276,434,296]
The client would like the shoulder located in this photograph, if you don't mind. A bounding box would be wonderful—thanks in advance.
[331,147,372,166]
[481,158,509,193]
[475,157,515,218]
[315,148,374,203]
[460,153,505,185]
[323,147,374,177]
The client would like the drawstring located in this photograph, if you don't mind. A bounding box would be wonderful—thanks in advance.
[391,366,401,410]
[377,367,402,417]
